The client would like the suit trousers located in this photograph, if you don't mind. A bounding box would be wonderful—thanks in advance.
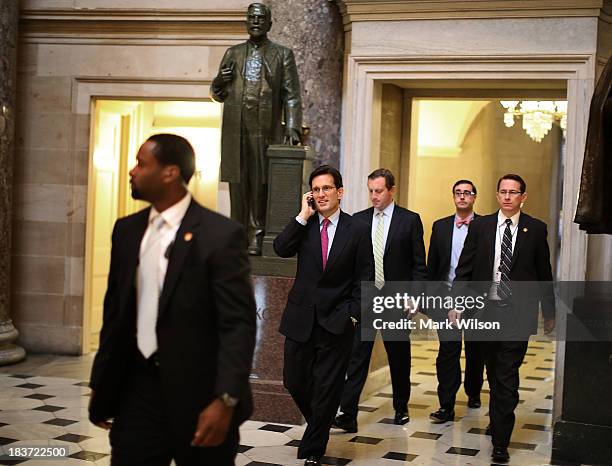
[435,325,484,410]
[483,339,529,448]
[229,114,267,242]
[340,328,411,419]
[109,355,239,466]
[284,322,354,459]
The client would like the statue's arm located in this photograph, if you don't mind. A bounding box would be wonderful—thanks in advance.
[281,49,303,137]
[212,49,233,103]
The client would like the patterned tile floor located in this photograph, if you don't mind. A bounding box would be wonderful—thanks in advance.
[0,341,563,465]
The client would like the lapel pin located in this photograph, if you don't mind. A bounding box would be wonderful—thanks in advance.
[184,232,193,242]
[523,227,528,233]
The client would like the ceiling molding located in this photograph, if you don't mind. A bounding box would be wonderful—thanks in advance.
[335,0,607,28]
[19,8,247,41]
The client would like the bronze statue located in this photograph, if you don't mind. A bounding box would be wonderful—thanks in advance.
[212,3,303,254]
[575,56,612,234]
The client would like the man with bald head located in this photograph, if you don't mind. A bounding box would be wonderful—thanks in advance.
[212,3,302,255]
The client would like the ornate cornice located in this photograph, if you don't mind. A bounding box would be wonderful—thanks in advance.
[336,0,608,28]
[19,8,247,41]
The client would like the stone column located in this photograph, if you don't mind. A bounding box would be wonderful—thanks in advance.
[267,0,344,167]
[0,0,25,365]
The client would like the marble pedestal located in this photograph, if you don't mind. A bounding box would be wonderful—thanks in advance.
[552,292,612,464]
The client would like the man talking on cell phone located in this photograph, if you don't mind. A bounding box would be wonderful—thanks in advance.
[274,165,374,466]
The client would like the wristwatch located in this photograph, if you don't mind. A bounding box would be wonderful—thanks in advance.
[219,393,239,408]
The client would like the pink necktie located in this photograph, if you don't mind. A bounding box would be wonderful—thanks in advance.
[321,218,330,270]
[456,218,471,227]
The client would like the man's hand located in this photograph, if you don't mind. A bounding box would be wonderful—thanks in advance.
[448,309,462,327]
[283,128,301,146]
[298,192,316,222]
[88,390,112,430]
[543,318,555,334]
[191,399,234,447]
[219,62,234,84]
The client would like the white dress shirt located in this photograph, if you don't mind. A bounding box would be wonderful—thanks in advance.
[371,201,395,250]
[295,207,341,257]
[138,193,192,291]
[489,209,520,300]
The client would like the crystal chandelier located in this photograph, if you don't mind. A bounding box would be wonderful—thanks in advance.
[500,100,567,143]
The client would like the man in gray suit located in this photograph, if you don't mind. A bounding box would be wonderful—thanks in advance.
[212,3,302,255]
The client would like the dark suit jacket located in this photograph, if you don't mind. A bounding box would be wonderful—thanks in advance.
[453,211,555,335]
[211,39,302,184]
[427,213,479,282]
[89,200,257,440]
[354,205,427,282]
[273,211,374,342]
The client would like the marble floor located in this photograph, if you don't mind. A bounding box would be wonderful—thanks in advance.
[0,340,564,466]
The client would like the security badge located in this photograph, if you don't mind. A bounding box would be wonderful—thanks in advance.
[184,232,193,242]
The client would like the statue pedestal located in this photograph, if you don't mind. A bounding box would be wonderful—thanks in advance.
[552,289,612,464]
[262,145,313,257]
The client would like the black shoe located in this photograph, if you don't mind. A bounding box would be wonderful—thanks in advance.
[467,396,481,408]
[394,411,410,425]
[333,413,357,433]
[491,446,510,463]
[429,408,455,423]
[304,456,321,466]
[485,424,492,435]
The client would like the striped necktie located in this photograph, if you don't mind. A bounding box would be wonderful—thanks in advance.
[321,218,330,270]
[498,218,513,300]
[374,211,385,290]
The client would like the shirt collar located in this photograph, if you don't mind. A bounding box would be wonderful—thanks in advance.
[454,212,474,226]
[375,201,395,217]
[497,209,520,228]
[319,207,341,226]
[247,38,269,49]
[149,193,192,229]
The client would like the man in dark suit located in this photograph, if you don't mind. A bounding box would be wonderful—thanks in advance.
[428,180,485,424]
[212,3,302,254]
[274,165,374,466]
[88,134,256,466]
[450,174,555,463]
[333,168,427,432]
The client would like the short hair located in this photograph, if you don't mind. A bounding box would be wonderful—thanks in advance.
[497,173,526,193]
[147,133,195,184]
[368,168,395,190]
[309,164,343,189]
[452,179,477,195]
[248,3,271,20]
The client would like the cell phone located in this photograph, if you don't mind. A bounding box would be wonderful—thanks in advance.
[308,196,316,210]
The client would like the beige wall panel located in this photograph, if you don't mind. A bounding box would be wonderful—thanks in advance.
[68,222,86,257]
[351,17,598,56]
[16,112,72,150]
[13,184,70,223]
[11,293,64,325]
[17,43,39,76]
[72,150,89,186]
[17,76,72,114]
[14,148,71,185]
[36,44,213,79]
[12,256,66,294]
[64,295,84,327]
[16,324,81,355]
[12,221,67,256]
[23,0,252,9]
[65,257,84,296]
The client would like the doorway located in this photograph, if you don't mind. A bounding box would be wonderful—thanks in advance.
[83,99,223,352]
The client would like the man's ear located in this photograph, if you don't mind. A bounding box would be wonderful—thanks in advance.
[337,187,344,200]
[163,165,181,184]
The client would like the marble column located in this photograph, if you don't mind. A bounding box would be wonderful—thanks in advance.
[267,0,344,167]
[0,0,25,365]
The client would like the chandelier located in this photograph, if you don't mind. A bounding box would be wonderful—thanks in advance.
[500,100,567,143]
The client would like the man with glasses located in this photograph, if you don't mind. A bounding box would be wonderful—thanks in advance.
[449,174,555,463]
[334,168,427,432]
[274,165,374,466]
[428,180,485,424]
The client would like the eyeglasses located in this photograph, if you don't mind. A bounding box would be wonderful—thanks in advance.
[453,190,475,197]
[497,190,523,196]
[312,186,336,195]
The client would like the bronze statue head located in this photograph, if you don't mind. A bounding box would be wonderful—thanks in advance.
[246,3,272,40]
